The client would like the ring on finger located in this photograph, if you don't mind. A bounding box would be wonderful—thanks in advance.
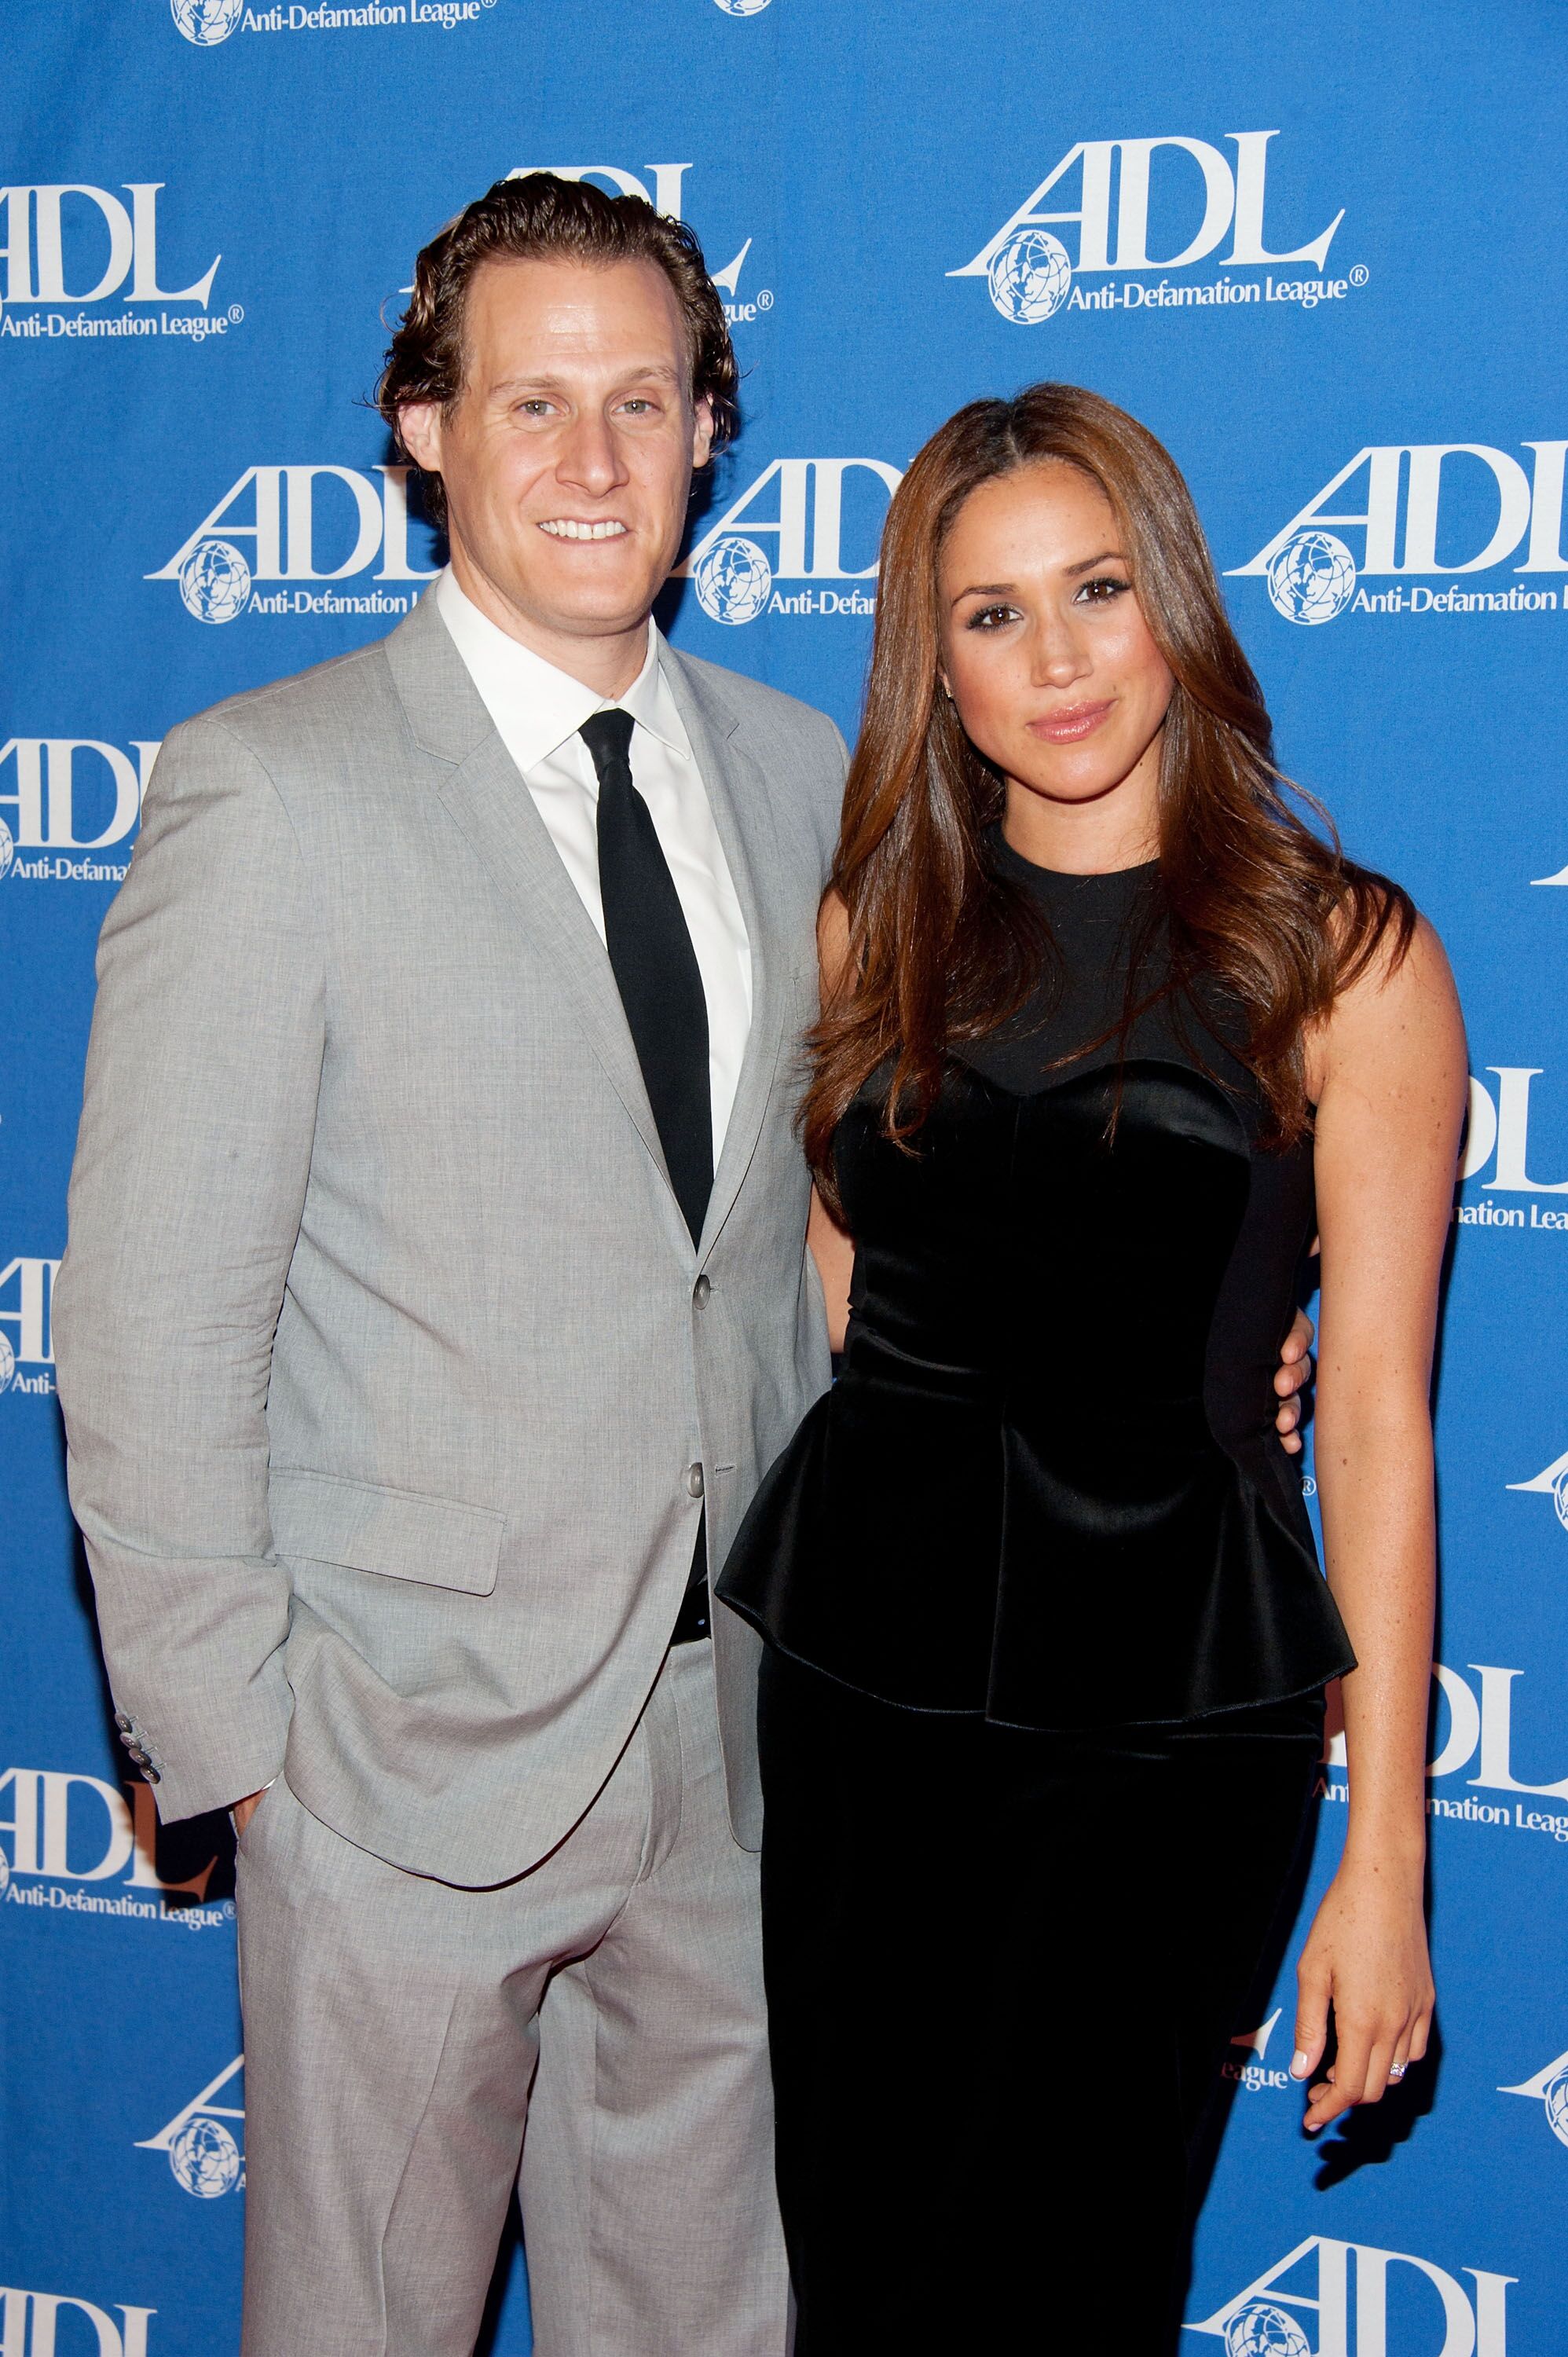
[1388,2061,1408,2080]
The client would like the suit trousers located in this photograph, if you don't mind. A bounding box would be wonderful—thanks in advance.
[757,1646,1324,2356]
[234,1642,788,2357]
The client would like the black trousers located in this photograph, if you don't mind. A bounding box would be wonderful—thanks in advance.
[757,1648,1324,2355]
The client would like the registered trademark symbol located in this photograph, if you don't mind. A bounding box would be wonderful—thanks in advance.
[1349,265,1368,288]
[229,305,244,323]
[757,288,774,311]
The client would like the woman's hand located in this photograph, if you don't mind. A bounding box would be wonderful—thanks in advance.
[1291,1856,1434,2132]
[1274,1304,1315,1454]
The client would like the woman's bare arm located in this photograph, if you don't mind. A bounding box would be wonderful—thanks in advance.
[808,1188,855,1353]
[1292,913,1467,2131]
[807,891,857,1351]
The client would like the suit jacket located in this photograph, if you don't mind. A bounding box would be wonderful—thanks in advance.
[53,591,844,1883]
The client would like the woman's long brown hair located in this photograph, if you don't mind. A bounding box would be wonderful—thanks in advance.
[802,383,1415,1214]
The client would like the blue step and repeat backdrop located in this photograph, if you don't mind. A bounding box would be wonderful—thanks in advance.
[4,2,1566,2351]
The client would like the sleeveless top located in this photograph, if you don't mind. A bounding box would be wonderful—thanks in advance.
[715,832,1355,1728]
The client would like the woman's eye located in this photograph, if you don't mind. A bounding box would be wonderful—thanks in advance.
[965,603,1019,631]
[1075,575,1130,605]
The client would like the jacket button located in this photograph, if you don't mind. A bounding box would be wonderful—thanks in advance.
[687,1463,705,1499]
[693,1274,712,1306]
[114,1711,132,1732]
[119,1729,137,1749]
[142,1765,161,1785]
[128,1745,151,1767]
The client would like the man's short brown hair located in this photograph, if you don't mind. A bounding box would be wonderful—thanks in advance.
[377,173,741,528]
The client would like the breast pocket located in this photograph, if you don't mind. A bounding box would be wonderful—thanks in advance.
[267,1468,504,1596]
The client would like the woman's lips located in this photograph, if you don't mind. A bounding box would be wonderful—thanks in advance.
[1028,699,1114,743]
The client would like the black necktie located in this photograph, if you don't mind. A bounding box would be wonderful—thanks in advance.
[581,708,713,1245]
[581,708,715,1644]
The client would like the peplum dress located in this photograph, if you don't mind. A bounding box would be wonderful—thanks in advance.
[716,836,1354,2357]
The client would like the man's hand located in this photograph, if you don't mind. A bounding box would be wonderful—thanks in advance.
[1274,1307,1315,1455]
[230,1790,267,1837]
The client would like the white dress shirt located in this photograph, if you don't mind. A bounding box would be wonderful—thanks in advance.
[435,567,753,1165]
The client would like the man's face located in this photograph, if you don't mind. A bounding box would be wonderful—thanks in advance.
[399,254,713,659]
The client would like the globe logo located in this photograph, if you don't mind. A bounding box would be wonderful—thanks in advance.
[1266,530,1357,626]
[987,226,1074,324]
[1224,2303,1312,2357]
[180,538,253,625]
[169,2117,242,2197]
[0,1332,14,1393]
[1548,1465,1568,1537]
[694,535,773,625]
[1544,2063,1568,2149]
[713,0,771,13]
[0,817,13,883]
[170,0,245,42]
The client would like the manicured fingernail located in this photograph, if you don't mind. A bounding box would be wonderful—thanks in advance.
[1291,2052,1310,2078]
[1305,2121,1321,2135]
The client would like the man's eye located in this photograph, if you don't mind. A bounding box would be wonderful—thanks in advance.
[965,603,1018,631]
[621,398,654,415]
[1075,576,1130,604]
[517,400,555,417]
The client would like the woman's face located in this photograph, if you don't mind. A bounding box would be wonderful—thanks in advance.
[936,460,1174,849]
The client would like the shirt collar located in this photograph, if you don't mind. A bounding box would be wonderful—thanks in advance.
[435,566,690,773]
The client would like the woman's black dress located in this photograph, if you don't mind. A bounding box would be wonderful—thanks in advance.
[716,838,1354,2355]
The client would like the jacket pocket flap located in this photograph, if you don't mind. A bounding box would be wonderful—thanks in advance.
[268,1469,504,1595]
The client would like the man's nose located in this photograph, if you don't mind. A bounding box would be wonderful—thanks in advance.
[555,409,628,496]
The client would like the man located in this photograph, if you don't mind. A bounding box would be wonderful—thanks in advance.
[57,172,833,2356]
[55,173,1311,2355]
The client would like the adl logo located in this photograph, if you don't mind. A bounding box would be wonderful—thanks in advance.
[148,465,435,622]
[0,1765,218,1903]
[505,165,766,324]
[951,133,1346,325]
[1186,2234,1513,2355]
[137,2057,246,2197]
[1508,1446,1568,1531]
[1229,442,1568,625]
[173,0,494,41]
[679,458,903,624]
[1456,1067,1568,1228]
[0,2290,156,2356]
[1498,2046,1568,2150]
[0,1255,58,1397]
[171,0,244,36]
[0,739,156,883]
[0,184,221,326]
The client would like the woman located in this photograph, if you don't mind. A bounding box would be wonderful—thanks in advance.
[716,384,1464,2352]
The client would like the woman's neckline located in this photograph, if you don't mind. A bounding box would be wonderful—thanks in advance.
[991,826,1160,886]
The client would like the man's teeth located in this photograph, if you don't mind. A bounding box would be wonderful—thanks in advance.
[538,519,628,541]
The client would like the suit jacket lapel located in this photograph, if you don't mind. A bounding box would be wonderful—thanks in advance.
[383,593,673,1188]
[383,596,793,1258]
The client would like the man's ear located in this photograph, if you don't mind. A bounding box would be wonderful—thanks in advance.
[691,394,716,473]
[397,401,444,475]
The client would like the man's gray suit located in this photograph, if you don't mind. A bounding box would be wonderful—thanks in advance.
[53,590,844,2353]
